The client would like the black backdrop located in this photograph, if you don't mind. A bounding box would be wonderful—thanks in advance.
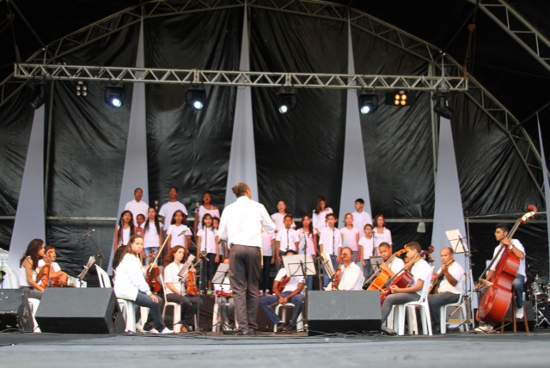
[0,9,548,277]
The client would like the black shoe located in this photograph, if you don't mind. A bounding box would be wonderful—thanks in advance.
[236,329,256,336]
[282,323,295,333]
[275,322,287,332]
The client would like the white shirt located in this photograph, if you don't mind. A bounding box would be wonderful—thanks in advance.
[167,224,192,247]
[124,199,149,225]
[297,228,317,256]
[197,205,220,230]
[37,259,61,273]
[358,236,375,259]
[490,239,526,277]
[18,261,38,288]
[340,226,360,252]
[337,263,365,291]
[164,262,183,294]
[218,196,276,248]
[144,221,160,248]
[271,212,296,232]
[197,227,218,254]
[276,228,300,253]
[117,226,131,246]
[312,207,333,232]
[262,232,275,257]
[274,268,304,293]
[159,201,188,231]
[389,257,405,275]
[319,227,342,255]
[436,261,465,295]
[352,210,372,231]
[114,253,151,301]
[373,227,392,247]
[411,259,433,296]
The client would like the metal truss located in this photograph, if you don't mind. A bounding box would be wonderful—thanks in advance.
[468,0,550,73]
[13,63,468,91]
[0,0,544,195]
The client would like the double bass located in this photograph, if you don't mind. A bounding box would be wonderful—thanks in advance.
[477,205,537,324]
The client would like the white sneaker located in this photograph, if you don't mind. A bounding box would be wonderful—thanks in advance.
[160,327,173,334]
[515,306,524,319]
[148,328,160,334]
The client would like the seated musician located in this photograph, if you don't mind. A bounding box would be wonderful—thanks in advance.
[37,246,69,287]
[163,246,199,332]
[380,241,433,334]
[259,249,305,332]
[378,242,405,278]
[486,224,527,319]
[328,247,364,291]
[428,247,464,333]
[18,239,46,299]
[114,235,172,334]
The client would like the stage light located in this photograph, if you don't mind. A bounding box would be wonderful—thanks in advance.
[104,86,125,108]
[386,90,411,108]
[186,87,207,111]
[433,92,452,119]
[277,88,296,114]
[29,82,45,109]
[359,93,379,115]
[76,81,88,97]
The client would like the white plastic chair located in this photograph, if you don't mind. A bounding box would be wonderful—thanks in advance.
[95,265,112,288]
[393,272,433,336]
[440,293,470,334]
[160,275,182,331]
[273,303,304,332]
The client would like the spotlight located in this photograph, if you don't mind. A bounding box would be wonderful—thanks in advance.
[76,81,88,97]
[104,86,125,108]
[433,92,452,119]
[358,93,379,115]
[186,87,207,111]
[29,82,45,109]
[386,90,410,107]
[277,88,296,114]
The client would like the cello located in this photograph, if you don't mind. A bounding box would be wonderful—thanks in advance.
[364,248,407,292]
[477,205,537,324]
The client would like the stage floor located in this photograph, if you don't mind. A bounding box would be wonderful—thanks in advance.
[1,331,550,367]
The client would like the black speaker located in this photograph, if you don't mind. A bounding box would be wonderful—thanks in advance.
[0,289,24,330]
[307,291,381,335]
[36,288,124,334]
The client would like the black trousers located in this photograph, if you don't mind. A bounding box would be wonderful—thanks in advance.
[260,256,273,292]
[229,244,261,332]
[166,293,200,327]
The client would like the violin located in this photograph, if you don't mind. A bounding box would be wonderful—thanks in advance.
[477,205,537,324]
[332,268,343,290]
[186,261,200,297]
[146,230,172,294]
[275,275,291,294]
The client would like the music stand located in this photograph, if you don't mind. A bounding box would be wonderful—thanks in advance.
[368,256,384,273]
[320,253,335,281]
[445,229,474,330]
[212,263,229,286]
[282,254,316,332]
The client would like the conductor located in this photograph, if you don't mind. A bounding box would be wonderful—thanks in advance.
[218,182,276,335]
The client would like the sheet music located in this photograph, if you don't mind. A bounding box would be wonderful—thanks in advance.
[445,229,468,253]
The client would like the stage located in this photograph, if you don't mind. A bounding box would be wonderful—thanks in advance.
[1,332,550,367]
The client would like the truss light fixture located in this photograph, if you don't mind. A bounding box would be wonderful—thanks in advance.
[104,85,124,108]
[186,87,207,111]
[433,91,453,119]
[277,87,296,114]
[358,93,379,115]
[76,81,88,97]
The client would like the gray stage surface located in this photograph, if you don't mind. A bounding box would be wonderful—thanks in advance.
[1,332,550,367]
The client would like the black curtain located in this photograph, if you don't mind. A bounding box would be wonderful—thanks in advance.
[0,88,34,249]
[144,9,242,210]
[352,27,434,218]
[251,9,347,217]
[45,24,139,274]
